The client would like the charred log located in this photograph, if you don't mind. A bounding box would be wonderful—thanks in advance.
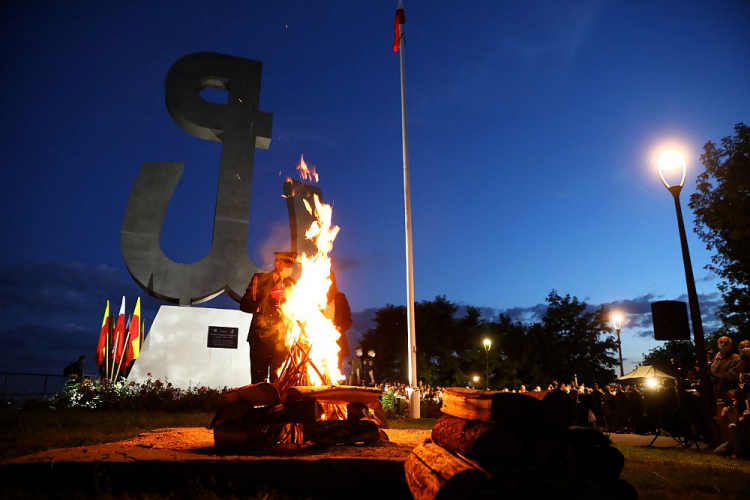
[305,420,380,445]
[404,443,488,500]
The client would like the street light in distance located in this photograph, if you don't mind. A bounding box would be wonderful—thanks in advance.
[483,338,492,391]
[611,312,624,377]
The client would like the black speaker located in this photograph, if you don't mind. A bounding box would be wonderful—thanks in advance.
[651,300,691,341]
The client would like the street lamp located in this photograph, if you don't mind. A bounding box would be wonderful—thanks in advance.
[611,313,624,377]
[472,375,480,388]
[483,338,492,390]
[657,149,717,440]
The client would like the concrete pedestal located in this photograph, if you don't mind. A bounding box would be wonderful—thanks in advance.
[128,306,251,389]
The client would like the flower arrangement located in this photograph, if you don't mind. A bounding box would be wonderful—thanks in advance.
[44,374,227,412]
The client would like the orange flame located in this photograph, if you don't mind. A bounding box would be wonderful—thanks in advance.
[278,166,343,386]
[297,154,319,183]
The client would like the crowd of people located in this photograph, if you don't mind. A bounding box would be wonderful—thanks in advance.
[708,337,750,458]
[352,336,749,459]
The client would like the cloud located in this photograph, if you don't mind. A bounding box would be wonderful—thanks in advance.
[698,272,718,284]
[0,261,164,375]
[600,292,723,339]
[499,303,549,323]
[350,307,378,335]
[499,2,602,65]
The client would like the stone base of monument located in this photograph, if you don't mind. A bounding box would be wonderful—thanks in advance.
[128,306,251,390]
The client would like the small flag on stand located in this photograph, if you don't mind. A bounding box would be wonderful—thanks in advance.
[95,300,110,367]
[112,296,126,368]
[124,297,141,367]
[393,0,405,52]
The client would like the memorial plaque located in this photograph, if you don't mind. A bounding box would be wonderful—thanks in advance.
[207,326,239,349]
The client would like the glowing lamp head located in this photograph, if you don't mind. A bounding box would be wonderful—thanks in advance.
[483,338,492,351]
[657,150,686,189]
[646,377,659,389]
[473,375,480,383]
[612,313,623,332]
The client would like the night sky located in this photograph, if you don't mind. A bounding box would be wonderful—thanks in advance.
[1,1,749,383]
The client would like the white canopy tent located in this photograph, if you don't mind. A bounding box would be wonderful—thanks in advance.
[616,365,676,381]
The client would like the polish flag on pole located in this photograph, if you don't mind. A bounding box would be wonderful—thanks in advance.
[112,297,126,366]
[123,297,141,367]
[393,0,405,52]
[393,0,419,416]
[95,300,110,367]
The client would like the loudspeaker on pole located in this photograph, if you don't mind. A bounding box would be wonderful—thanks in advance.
[651,300,691,341]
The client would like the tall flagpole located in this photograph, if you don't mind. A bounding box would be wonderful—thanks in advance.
[396,2,420,418]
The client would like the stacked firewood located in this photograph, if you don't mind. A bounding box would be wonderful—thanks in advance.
[211,382,388,450]
[405,388,636,500]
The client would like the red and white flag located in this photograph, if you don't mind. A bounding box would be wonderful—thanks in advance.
[393,0,405,53]
[123,297,141,367]
[112,296,126,364]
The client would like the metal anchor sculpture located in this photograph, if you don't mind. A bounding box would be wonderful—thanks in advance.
[122,52,319,306]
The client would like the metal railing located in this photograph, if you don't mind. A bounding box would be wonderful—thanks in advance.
[1,371,98,402]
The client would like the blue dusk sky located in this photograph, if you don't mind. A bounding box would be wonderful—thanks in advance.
[1,1,749,381]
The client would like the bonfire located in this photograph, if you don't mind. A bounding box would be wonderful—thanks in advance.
[212,156,386,450]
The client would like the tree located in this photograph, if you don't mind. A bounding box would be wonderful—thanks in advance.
[359,296,485,386]
[539,291,618,386]
[359,291,618,388]
[642,340,697,377]
[359,304,407,382]
[688,123,750,341]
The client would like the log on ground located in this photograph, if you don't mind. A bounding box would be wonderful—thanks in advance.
[223,382,281,407]
[431,415,525,464]
[441,387,543,424]
[211,399,317,428]
[404,442,488,500]
[283,385,382,406]
[305,420,380,445]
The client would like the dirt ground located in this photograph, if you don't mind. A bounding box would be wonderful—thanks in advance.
[5,427,432,465]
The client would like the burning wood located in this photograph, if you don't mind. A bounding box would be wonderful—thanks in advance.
[212,382,387,450]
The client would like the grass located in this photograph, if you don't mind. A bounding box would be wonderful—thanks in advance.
[2,410,749,499]
[0,408,213,461]
[617,444,750,499]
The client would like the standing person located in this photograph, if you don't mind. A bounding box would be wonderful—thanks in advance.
[577,387,595,427]
[363,349,376,386]
[627,385,645,434]
[709,336,742,402]
[325,270,352,373]
[615,384,629,433]
[591,383,604,425]
[63,355,86,385]
[240,252,296,384]
[350,348,364,386]
[603,386,617,432]
[739,340,750,397]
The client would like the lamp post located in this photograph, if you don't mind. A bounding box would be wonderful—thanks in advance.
[483,339,492,390]
[472,375,480,388]
[657,150,717,442]
[612,313,624,377]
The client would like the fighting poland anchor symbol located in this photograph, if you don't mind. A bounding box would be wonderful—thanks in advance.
[122,52,319,306]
